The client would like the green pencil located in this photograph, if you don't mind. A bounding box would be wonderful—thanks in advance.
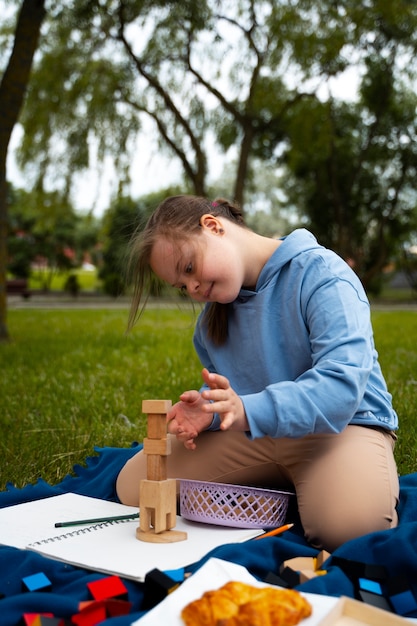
[54,512,139,528]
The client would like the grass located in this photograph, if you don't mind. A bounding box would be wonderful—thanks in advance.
[0,307,416,491]
[0,307,201,490]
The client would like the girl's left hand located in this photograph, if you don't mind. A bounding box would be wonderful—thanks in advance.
[200,368,249,431]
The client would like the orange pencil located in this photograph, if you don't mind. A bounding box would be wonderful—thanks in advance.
[255,522,294,540]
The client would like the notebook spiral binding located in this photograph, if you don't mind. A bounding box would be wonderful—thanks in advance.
[29,517,135,546]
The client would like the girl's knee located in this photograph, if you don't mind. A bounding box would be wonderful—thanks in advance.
[115,452,146,506]
[304,505,398,552]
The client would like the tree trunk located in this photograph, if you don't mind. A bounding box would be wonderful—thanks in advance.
[0,0,46,342]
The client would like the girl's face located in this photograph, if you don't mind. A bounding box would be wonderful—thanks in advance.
[149,214,245,303]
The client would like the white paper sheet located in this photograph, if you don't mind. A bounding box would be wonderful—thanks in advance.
[132,557,340,626]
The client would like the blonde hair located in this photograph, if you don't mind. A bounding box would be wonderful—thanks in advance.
[127,194,246,344]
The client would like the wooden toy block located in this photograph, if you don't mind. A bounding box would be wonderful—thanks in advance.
[331,556,387,582]
[299,569,320,583]
[75,598,132,620]
[105,599,132,617]
[146,454,167,482]
[22,615,54,626]
[317,549,331,569]
[280,554,328,587]
[142,568,181,610]
[263,571,290,588]
[22,572,52,592]
[138,478,187,543]
[142,399,172,415]
[282,556,315,572]
[72,602,107,626]
[147,414,170,439]
[278,566,302,588]
[137,400,187,543]
[143,437,171,456]
[140,479,177,533]
[359,590,393,612]
[87,575,128,601]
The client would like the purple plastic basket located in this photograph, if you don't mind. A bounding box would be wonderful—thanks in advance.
[179,479,293,529]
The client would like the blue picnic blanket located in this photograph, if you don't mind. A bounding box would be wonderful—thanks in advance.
[0,444,416,625]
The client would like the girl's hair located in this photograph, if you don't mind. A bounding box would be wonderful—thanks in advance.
[127,194,246,345]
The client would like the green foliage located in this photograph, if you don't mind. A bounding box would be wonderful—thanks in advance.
[64,273,80,296]
[4,0,417,296]
[98,196,144,295]
[280,87,417,292]
[0,307,201,489]
[99,187,183,296]
[7,185,101,288]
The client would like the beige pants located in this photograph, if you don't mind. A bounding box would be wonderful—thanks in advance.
[116,425,399,552]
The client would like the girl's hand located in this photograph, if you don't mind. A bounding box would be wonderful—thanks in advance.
[166,390,213,450]
[200,368,249,431]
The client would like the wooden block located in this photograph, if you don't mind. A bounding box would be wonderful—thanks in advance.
[282,556,316,573]
[72,601,107,626]
[142,400,172,414]
[105,599,133,617]
[87,576,128,601]
[22,616,54,626]
[299,569,319,583]
[278,566,301,588]
[22,572,52,592]
[317,550,331,569]
[143,437,171,456]
[147,454,167,481]
[142,568,181,610]
[147,414,168,439]
[317,596,411,625]
[140,479,177,533]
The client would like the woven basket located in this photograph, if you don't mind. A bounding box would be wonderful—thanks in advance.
[179,479,292,529]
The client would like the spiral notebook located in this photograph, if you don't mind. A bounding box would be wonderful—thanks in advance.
[0,493,261,581]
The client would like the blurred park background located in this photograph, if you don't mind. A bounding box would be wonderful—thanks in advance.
[1,1,417,489]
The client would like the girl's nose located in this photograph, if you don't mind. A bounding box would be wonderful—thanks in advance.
[188,278,200,294]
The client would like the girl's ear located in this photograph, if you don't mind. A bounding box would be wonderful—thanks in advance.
[200,213,224,234]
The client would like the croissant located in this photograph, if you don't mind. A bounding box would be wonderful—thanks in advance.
[181,581,312,626]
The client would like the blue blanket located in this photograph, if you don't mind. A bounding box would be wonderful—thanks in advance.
[1,444,416,625]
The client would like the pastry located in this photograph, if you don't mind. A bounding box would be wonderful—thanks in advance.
[181,581,312,625]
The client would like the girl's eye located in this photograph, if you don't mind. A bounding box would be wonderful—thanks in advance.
[185,262,192,274]
[180,285,187,293]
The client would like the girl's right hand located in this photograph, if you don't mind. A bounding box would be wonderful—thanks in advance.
[166,390,213,450]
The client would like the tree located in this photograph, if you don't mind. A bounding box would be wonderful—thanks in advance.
[8,186,81,290]
[7,0,417,296]
[99,187,182,296]
[15,0,314,208]
[0,0,45,341]
[267,3,417,292]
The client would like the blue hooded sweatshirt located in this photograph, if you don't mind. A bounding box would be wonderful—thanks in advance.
[193,229,398,439]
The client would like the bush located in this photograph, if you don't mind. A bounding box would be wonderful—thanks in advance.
[102,272,126,297]
[64,274,80,297]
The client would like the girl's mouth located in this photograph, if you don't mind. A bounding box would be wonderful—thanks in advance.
[204,283,214,299]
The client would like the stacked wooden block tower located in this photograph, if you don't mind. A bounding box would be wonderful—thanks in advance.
[136,400,187,543]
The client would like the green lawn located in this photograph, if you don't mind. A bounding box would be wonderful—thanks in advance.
[1,307,416,490]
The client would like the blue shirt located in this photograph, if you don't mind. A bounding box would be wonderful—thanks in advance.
[193,229,398,439]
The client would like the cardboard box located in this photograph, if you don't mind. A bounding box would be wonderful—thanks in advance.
[318,596,414,625]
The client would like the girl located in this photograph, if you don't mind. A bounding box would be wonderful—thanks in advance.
[116,195,399,551]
